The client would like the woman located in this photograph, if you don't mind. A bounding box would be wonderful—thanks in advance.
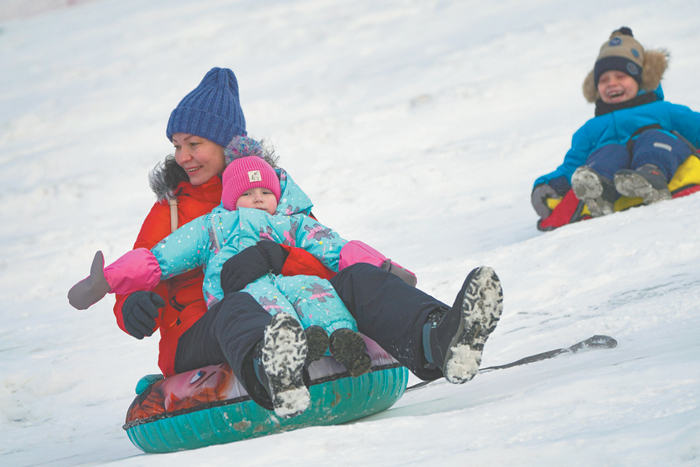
[110,69,334,405]
[74,67,503,419]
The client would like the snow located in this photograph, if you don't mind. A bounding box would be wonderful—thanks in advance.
[1,0,699,465]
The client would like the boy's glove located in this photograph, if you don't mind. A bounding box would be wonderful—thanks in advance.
[531,175,572,219]
[122,291,165,339]
[220,241,289,295]
[531,183,559,219]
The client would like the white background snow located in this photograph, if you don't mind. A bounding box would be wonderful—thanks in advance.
[1,0,699,465]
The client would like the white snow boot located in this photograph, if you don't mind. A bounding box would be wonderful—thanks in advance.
[614,164,672,205]
[259,313,310,418]
[571,166,617,217]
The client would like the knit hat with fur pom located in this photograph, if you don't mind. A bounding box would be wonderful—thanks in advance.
[582,27,669,103]
[166,67,247,147]
[221,156,281,211]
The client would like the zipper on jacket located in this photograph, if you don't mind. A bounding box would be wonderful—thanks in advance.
[210,215,221,252]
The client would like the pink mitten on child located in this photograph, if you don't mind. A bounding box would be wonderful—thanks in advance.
[67,248,162,310]
[338,240,417,287]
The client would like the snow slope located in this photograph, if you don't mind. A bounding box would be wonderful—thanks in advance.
[1,0,699,465]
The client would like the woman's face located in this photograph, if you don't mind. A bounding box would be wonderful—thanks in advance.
[172,133,226,186]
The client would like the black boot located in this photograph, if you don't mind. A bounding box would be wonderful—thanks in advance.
[329,328,372,377]
[423,267,503,384]
[304,325,329,365]
[254,313,310,418]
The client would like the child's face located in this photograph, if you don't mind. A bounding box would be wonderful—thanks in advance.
[236,187,278,215]
[597,70,639,104]
[172,133,226,186]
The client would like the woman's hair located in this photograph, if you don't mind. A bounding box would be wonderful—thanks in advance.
[148,155,189,201]
[259,138,280,168]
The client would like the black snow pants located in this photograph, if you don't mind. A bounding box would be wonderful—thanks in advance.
[174,263,448,409]
[329,263,446,381]
[174,292,275,409]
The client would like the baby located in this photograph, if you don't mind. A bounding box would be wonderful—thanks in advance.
[532,27,700,218]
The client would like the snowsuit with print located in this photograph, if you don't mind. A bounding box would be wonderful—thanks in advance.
[534,86,700,192]
[113,167,333,378]
[147,170,359,338]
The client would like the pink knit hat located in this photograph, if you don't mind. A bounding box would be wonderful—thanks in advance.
[221,156,281,211]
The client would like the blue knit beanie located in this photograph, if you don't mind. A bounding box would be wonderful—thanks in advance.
[166,67,247,147]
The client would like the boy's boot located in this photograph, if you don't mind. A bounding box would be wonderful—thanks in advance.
[329,329,372,377]
[423,267,503,384]
[571,166,617,217]
[614,164,672,205]
[255,313,310,418]
[304,325,329,365]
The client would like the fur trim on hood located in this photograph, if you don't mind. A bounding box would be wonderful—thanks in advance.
[583,48,669,103]
[148,155,189,203]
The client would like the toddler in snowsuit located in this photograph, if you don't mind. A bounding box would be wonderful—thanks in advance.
[531,27,700,219]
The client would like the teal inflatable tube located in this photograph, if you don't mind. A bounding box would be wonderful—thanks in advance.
[123,340,408,453]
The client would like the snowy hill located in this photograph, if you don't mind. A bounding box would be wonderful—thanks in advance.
[1,0,699,465]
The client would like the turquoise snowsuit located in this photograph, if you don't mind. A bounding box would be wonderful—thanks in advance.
[151,169,356,335]
[534,86,700,187]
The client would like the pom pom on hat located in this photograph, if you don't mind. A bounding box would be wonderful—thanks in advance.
[224,135,264,165]
[221,156,281,211]
[166,67,247,147]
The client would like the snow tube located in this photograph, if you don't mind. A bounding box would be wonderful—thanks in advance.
[123,337,408,453]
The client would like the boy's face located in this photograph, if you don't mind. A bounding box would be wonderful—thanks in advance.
[597,70,639,104]
[236,187,278,215]
[172,133,226,186]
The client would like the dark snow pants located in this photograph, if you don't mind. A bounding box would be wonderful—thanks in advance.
[174,263,448,410]
[329,263,447,381]
[174,292,275,409]
[586,129,692,181]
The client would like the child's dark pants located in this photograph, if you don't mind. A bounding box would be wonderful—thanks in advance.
[586,129,692,181]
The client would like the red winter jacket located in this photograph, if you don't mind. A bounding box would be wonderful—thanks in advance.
[113,177,334,377]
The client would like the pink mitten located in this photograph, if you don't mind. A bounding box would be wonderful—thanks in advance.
[339,240,417,286]
[67,249,162,310]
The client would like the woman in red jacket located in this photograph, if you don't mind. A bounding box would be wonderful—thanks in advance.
[113,68,333,381]
[99,67,502,419]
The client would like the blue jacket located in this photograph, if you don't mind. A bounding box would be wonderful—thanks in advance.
[534,87,700,187]
[150,169,355,333]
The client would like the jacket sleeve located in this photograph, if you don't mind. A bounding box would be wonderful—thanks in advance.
[150,215,212,279]
[113,200,172,335]
[667,102,700,148]
[279,244,336,279]
[289,215,348,272]
[534,122,595,187]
